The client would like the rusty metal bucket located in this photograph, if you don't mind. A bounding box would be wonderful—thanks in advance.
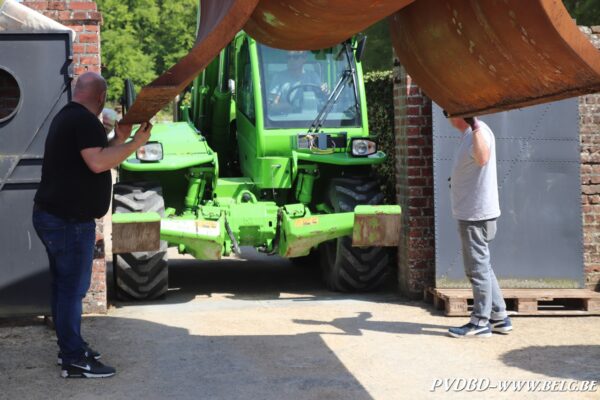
[122,0,415,123]
[390,0,600,117]
[123,0,600,123]
[244,0,414,50]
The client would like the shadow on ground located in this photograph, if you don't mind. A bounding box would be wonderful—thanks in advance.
[0,316,373,400]
[293,311,448,337]
[501,345,600,380]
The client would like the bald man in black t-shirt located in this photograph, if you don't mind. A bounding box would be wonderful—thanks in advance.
[33,72,152,378]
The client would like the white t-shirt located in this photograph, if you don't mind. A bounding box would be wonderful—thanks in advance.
[450,121,501,221]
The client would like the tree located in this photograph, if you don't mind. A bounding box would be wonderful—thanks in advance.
[563,0,600,26]
[96,0,197,102]
[361,20,393,73]
[154,1,198,73]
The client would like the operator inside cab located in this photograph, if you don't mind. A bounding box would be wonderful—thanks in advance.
[268,50,328,114]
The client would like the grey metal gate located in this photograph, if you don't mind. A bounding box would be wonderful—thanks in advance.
[0,32,72,316]
[433,99,583,288]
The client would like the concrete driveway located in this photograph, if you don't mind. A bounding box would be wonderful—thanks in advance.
[1,249,599,399]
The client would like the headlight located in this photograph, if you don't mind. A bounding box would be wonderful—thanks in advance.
[136,142,163,162]
[351,139,377,157]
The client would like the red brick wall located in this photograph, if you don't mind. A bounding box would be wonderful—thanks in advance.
[22,0,102,76]
[580,26,600,291]
[393,64,435,299]
[22,0,107,313]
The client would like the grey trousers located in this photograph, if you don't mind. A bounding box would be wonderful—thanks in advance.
[458,219,507,326]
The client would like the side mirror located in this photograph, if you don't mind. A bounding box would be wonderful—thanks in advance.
[355,35,368,63]
[121,79,137,114]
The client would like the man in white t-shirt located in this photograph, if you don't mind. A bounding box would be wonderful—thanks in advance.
[447,116,513,338]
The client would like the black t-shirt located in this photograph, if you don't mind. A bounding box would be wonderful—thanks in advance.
[35,102,111,220]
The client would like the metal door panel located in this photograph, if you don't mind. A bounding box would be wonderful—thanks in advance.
[433,99,583,288]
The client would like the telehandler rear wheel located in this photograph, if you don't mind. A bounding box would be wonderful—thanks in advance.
[319,176,390,292]
[112,182,168,300]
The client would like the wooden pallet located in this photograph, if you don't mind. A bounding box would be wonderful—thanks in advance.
[425,288,600,316]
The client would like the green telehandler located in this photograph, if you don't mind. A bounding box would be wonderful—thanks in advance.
[111,32,401,300]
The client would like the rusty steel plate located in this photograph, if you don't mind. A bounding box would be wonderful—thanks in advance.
[244,0,414,50]
[112,220,161,254]
[122,0,259,123]
[352,213,401,247]
[390,0,600,117]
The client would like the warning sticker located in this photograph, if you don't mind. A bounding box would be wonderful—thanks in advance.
[161,219,221,237]
[294,217,319,227]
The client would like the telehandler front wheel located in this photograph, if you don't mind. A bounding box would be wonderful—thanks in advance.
[319,176,391,292]
[112,182,168,300]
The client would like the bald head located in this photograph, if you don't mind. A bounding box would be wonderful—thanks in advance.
[73,72,107,116]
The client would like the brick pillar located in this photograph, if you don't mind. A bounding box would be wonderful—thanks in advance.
[580,26,600,291]
[22,0,107,313]
[393,61,435,299]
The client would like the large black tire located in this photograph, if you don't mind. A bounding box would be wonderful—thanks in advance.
[112,182,168,300]
[319,175,390,292]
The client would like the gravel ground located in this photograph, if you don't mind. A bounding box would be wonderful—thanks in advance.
[1,249,599,400]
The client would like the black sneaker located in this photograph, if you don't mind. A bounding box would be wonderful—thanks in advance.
[61,357,116,378]
[57,345,101,365]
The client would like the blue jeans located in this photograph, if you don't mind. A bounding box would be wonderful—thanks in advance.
[458,219,507,326]
[32,208,95,364]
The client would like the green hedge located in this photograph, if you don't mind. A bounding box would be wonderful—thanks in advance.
[364,71,395,204]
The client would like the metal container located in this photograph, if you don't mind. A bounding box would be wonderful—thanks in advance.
[0,32,72,316]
